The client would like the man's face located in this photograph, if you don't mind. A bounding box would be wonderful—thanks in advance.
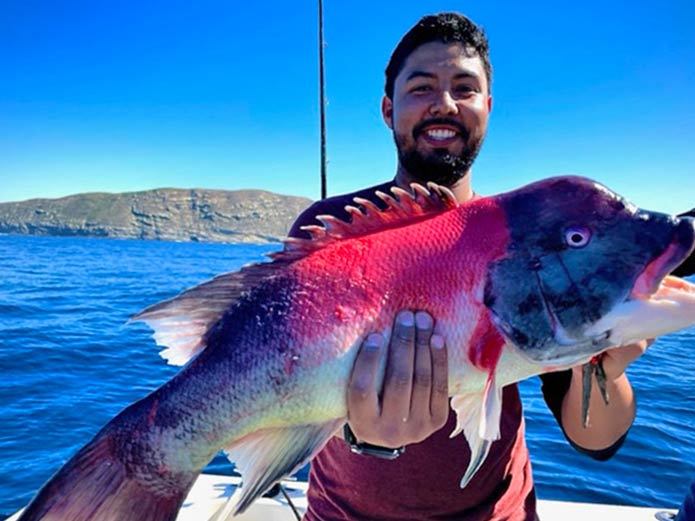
[383,41,492,186]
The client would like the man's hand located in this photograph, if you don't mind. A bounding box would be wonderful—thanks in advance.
[346,310,449,448]
[594,339,653,381]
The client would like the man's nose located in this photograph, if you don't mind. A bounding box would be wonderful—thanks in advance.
[429,90,458,115]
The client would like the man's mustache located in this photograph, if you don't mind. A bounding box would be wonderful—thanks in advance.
[412,118,469,140]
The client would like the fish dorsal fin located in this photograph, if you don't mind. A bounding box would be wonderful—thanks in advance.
[131,260,288,365]
[272,182,458,262]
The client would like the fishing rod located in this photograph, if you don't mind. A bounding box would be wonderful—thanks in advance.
[318,0,327,200]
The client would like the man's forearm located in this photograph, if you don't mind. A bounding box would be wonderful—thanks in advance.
[560,366,636,450]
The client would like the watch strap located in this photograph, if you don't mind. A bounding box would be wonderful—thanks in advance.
[343,423,405,460]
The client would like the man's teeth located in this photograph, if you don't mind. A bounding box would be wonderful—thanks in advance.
[426,128,456,140]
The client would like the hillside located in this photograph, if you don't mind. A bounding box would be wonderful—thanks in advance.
[0,188,313,244]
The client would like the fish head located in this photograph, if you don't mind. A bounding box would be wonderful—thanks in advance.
[484,175,695,366]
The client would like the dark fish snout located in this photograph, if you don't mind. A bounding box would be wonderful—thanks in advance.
[671,216,695,278]
[665,214,695,274]
[631,213,695,296]
[676,215,695,249]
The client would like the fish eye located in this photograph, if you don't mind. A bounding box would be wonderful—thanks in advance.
[564,226,591,248]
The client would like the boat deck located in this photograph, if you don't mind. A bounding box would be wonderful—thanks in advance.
[7,473,678,520]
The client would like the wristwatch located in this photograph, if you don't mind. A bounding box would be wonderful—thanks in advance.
[343,424,406,460]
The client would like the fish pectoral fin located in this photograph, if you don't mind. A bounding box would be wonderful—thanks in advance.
[222,419,343,516]
[581,356,611,428]
[460,437,493,489]
[581,362,593,428]
[450,374,503,488]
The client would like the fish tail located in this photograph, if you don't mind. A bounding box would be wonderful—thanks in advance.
[18,427,197,521]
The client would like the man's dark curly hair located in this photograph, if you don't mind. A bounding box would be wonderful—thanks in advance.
[384,12,492,99]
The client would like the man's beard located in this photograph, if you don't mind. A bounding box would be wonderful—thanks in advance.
[394,120,483,187]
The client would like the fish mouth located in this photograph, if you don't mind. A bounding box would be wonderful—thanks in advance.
[534,274,695,367]
[630,230,695,299]
[649,274,695,301]
[580,220,695,352]
[586,273,695,350]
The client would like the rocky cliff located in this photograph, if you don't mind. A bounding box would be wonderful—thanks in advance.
[0,188,313,244]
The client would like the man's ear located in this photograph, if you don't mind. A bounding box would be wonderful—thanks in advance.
[381,95,394,129]
[487,95,493,113]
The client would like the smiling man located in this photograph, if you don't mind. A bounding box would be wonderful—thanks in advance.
[385,38,490,191]
[290,12,645,520]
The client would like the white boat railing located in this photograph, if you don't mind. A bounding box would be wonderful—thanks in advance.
[6,473,680,521]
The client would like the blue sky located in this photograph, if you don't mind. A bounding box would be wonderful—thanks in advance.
[1,1,693,214]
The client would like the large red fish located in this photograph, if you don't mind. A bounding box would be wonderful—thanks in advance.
[18,176,695,520]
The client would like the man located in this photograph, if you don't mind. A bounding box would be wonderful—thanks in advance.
[290,13,648,520]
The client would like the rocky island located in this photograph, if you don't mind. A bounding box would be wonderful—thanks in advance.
[0,188,313,244]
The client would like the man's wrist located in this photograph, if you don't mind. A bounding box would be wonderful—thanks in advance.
[343,424,406,460]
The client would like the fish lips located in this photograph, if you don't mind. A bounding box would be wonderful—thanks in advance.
[631,216,695,299]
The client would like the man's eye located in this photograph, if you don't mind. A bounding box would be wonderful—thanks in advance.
[454,85,476,96]
[411,84,432,93]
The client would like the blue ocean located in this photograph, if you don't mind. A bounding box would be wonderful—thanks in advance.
[1,234,694,518]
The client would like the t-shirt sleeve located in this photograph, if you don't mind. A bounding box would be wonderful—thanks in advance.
[288,182,394,239]
[288,201,327,239]
[539,370,628,461]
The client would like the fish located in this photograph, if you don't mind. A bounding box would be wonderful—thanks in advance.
[17,175,695,520]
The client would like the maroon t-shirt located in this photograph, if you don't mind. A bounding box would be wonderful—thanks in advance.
[288,182,621,521]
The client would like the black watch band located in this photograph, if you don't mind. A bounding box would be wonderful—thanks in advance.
[343,424,405,460]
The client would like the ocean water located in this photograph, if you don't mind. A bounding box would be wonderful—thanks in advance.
[1,234,694,518]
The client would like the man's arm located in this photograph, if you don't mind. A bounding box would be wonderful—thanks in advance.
[560,341,649,451]
[540,340,652,459]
